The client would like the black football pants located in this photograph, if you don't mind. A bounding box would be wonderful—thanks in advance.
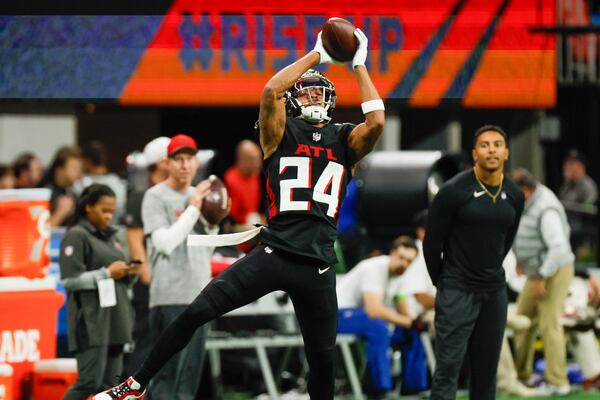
[135,244,338,400]
[430,287,507,400]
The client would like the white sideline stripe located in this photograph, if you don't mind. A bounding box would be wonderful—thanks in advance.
[188,226,263,247]
[0,275,56,291]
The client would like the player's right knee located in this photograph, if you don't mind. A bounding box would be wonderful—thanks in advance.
[184,295,219,324]
[202,277,243,307]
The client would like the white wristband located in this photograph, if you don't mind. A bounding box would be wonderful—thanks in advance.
[361,99,385,114]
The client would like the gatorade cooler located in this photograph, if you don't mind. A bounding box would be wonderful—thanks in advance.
[0,364,12,400]
[33,359,77,400]
[0,278,64,400]
[0,189,51,278]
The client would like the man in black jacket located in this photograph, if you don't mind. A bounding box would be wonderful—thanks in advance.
[424,125,524,400]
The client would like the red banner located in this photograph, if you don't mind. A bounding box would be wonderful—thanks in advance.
[120,0,555,107]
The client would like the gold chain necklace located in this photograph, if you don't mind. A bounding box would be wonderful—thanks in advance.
[474,170,504,203]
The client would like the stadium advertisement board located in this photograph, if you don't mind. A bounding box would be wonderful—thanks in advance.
[0,0,555,107]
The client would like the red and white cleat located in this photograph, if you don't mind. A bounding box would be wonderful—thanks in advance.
[93,377,146,400]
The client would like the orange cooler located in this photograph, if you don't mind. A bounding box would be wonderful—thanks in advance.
[0,189,51,278]
[0,278,64,400]
[33,359,77,400]
[0,364,12,400]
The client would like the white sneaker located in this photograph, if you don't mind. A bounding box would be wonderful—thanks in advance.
[538,383,570,396]
[501,380,538,397]
[522,374,544,388]
[93,376,146,400]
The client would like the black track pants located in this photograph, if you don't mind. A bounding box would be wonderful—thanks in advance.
[430,287,507,400]
[135,244,338,400]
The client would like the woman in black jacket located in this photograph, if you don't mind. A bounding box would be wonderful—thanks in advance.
[60,184,139,400]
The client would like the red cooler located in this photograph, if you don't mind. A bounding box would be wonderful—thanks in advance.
[0,278,64,400]
[0,189,51,278]
[0,363,12,400]
[33,359,77,400]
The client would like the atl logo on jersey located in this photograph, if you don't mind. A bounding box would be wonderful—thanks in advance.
[294,144,337,161]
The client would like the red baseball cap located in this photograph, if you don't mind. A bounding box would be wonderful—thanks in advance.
[168,134,198,157]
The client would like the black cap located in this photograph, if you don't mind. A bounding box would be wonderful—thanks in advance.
[413,209,428,229]
[565,149,585,163]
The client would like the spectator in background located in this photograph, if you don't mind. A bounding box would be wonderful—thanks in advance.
[141,135,222,399]
[0,164,14,189]
[224,139,264,231]
[122,136,170,376]
[77,141,127,224]
[394,210,436,316]
[559,149,598,208]
[337,236,420,397]
[503,249,600,393]
[511,168,575,396]
[558,149,598,256]
[40,146,83,227]
[12,152,44,188]
[60,184,139,400]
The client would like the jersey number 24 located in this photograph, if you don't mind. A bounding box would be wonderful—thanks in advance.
[279,156,345,218]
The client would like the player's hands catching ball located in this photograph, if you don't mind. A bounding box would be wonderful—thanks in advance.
[352,29,368,69]
[312,32,339,64]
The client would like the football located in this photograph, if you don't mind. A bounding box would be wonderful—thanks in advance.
[321,17,358,62]
[201,175,229,225]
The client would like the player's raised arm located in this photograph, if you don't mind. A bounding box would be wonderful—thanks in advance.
[347,29,386,166]
[259,33,339,159]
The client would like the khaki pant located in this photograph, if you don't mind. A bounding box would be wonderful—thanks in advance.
[514,264,574,386]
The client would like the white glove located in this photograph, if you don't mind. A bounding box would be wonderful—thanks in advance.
[352,28,368,68]
[312,31,336,64]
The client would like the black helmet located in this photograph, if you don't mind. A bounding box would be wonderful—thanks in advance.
[285,69,336,124]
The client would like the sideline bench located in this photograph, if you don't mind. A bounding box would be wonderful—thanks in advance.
[206,291,364,400]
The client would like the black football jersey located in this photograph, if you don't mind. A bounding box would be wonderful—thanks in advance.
[261,117,355,264]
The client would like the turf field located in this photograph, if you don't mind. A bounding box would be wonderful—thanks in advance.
[220,389,600,399]
[468,392,599,400]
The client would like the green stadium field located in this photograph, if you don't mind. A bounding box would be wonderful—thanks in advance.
[465,391,599,400]
[221,389,600,399]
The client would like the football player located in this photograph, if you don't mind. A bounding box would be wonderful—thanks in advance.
[94,28,384,400]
